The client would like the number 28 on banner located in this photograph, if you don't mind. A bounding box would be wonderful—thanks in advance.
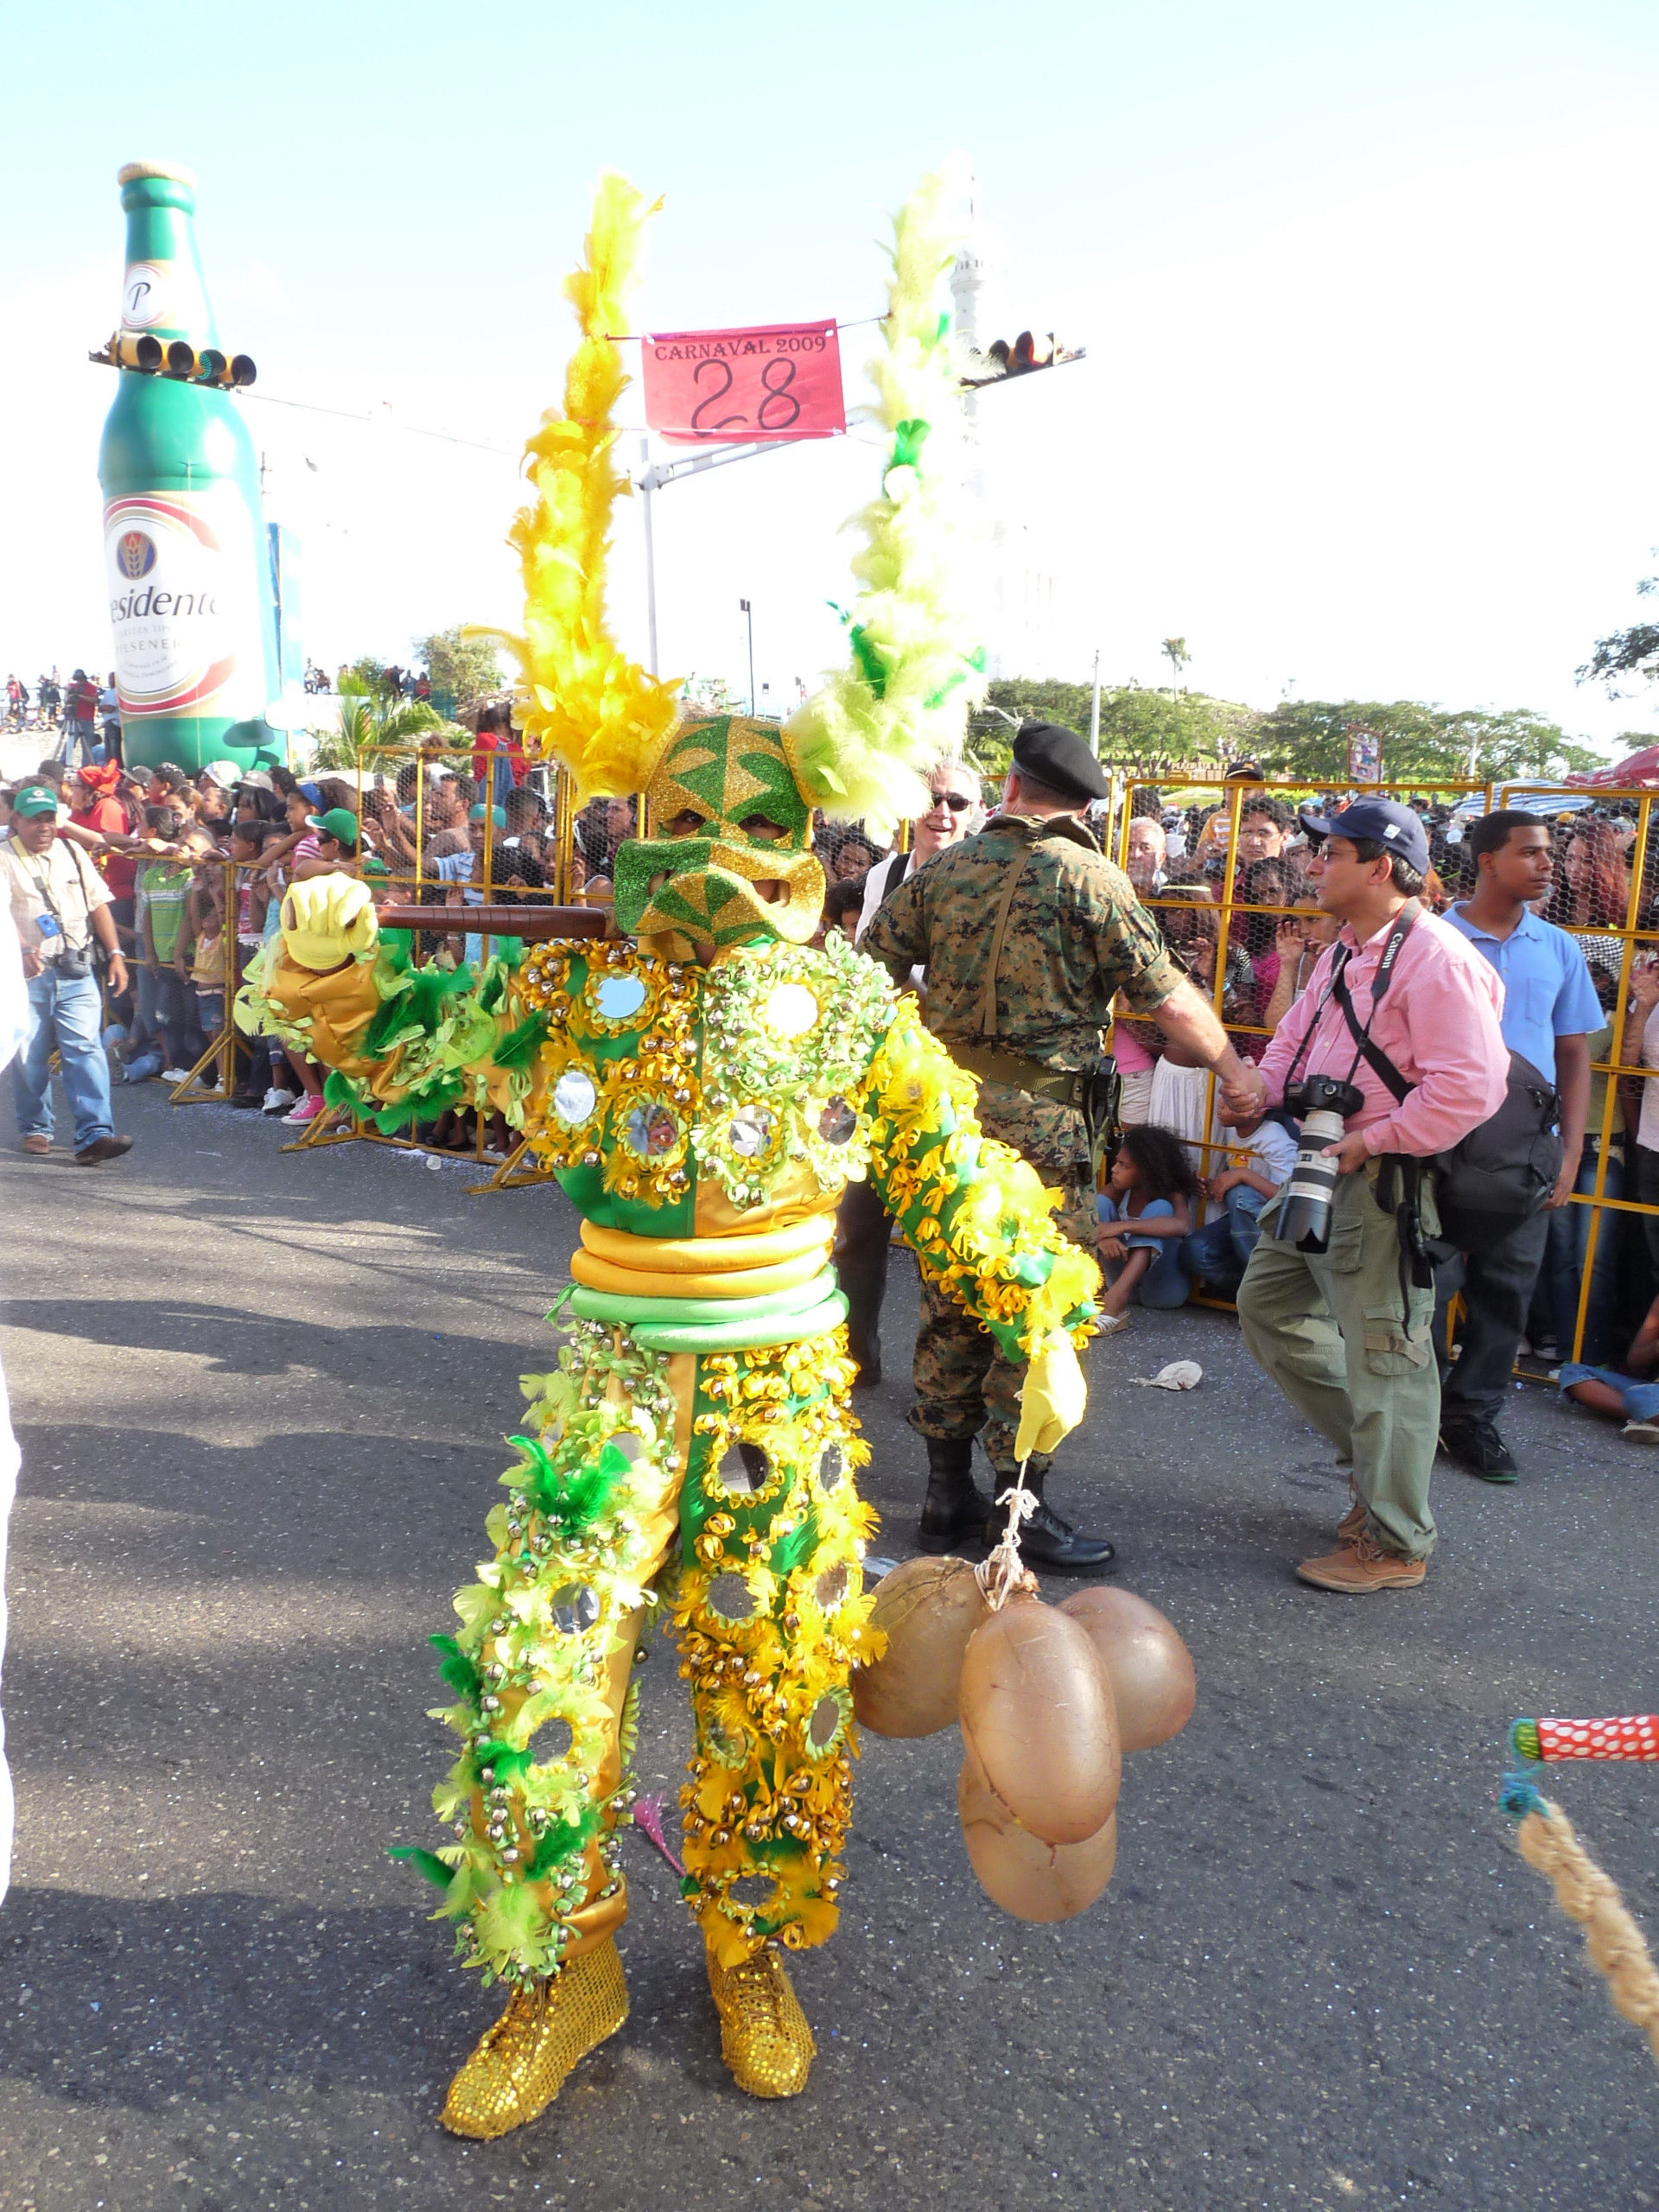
[641,321,846,444]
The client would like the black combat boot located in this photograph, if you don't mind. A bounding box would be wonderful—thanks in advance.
[917,1436,995,1554]
[997,1459,1117,1575]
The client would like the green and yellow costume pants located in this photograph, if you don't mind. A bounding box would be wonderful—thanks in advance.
[410,1215,880,1985]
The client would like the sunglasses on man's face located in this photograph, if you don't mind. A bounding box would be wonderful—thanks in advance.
[929,791,976,813]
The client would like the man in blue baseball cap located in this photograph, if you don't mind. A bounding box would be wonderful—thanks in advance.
[1236,794,1510,1592]
[1296,798,1432,878]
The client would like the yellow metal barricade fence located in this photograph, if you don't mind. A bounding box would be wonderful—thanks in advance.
[167,854,249,1108]
[1107,775,1659,1376]
[158,740,906,1202]
[162,742,634,1193]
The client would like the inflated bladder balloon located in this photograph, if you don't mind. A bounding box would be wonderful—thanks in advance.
[957,1743,1117,1922]
[851,1555,991,1738]
[1058,1586,1196,1753]
[957,1592,1121,1845]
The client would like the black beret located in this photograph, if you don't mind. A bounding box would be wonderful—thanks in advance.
[1011,720,1110,805]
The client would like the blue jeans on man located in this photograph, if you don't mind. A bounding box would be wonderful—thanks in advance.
[1529,1141,1624,1363]
[11,967,115,1151]
[1179,1183,1269,1298]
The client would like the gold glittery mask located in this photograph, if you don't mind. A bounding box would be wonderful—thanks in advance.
[613,715,824,956]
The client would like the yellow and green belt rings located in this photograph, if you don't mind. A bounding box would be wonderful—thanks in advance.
[628,1289,849,1354]
[576,1215,835,1273]
[568,1265,848,1352]
[568,1242,830,1301]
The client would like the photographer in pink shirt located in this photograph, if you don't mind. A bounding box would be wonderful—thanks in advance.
[1238,801,1508,1594]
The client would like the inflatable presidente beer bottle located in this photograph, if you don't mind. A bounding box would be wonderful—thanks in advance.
[98,161,282,777]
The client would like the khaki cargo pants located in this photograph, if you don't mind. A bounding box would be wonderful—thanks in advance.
[1236,1161,1439,1560]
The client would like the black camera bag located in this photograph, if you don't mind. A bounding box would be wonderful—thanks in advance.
[1330,949,1561,1234]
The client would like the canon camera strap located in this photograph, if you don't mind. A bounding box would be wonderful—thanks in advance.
[1277,899,1420,1105]
[1328,900,1433,1303]
[1328,898,1420,1104]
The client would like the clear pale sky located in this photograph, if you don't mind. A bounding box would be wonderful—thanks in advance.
[5,0,1658,753]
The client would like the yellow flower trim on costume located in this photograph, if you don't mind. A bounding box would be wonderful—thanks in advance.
[854,1001,1101,1357]
[512,944,702,1201]
[669,1331,870,1962]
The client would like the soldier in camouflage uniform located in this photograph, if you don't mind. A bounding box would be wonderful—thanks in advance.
[861,720,1268,1571]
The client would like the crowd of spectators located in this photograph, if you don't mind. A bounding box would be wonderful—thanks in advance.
[11,740,1659,1426]
[1083,786,1659,1450]
[810,772,1659,1443]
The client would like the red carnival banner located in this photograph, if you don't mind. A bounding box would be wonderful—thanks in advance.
[641,320,845,444]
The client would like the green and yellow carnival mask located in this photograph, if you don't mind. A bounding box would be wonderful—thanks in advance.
[613,714,825,958]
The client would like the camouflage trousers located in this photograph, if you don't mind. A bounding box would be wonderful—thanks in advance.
[908,1080,1097,1474]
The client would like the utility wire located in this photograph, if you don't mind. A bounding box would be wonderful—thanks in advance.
[238,387,519,456]
[226,308,894,456]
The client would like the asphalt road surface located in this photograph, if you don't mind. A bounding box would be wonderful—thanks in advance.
[2,1083,1656,2211]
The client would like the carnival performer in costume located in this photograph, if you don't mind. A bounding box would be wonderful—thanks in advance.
[240,168,1099,2135]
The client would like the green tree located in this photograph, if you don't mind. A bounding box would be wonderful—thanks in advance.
[1252,698,1603,785]
[310,671,457,772]
[417,626,503,711]
[346,652,390,695]
[1161,635,1191,697]
[965,677,1260,779]
[1580,567,1659,694]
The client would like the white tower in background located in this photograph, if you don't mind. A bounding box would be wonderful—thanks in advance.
[950,208,985,502]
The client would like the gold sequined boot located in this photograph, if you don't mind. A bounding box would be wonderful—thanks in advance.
[706,1944,817,2098]
[440,1938,629,2139]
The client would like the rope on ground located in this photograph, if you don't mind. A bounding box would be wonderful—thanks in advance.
[1501,1713,1659,2071]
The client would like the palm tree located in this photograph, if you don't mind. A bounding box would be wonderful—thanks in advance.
[1160,636,1191,700]
[311,673,456,772]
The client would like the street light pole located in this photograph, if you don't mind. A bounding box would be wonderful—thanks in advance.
[741,598,755,716]
[639,437,659,677]
[632,438,791,692]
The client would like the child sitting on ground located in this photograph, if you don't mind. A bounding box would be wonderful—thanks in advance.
[1559,1292,1659,1443]
[1179,1107,1300,1297]
[1095,1124,1199,1329]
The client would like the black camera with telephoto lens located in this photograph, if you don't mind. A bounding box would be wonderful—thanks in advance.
[1274,1074,1366,1253]
[1281,1073,1364,1122]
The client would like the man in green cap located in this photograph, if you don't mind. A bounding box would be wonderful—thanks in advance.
[861,719,1266,1570]
[1,785,133,1163]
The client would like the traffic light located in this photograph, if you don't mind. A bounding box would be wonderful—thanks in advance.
[88,331,257,388]
[959,330,1085,390]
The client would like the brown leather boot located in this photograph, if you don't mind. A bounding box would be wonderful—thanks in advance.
[1296,1535,1427,1593]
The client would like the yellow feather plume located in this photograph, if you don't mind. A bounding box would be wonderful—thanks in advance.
[478,174,682,798]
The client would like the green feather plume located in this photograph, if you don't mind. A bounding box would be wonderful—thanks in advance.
[527,1805,601,1879]
[784,160,985,835]
[387,1844,454,1891]
[768,1509,818,1580]
[505,1432,628,1532]
[493,1012,551,1070]
[429,1633,480,1701]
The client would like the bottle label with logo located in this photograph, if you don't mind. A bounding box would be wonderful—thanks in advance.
[121,258,207,334]
[105,488,268,723]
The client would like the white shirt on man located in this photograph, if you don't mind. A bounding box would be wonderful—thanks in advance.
[0,834,110,959]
